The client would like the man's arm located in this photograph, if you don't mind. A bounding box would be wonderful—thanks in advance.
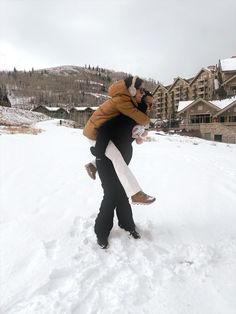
[92,124,112,158]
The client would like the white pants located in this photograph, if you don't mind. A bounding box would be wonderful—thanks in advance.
[90,140,141,197]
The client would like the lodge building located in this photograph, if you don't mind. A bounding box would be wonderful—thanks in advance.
[177,97,236,143]
[152,56,236,143]
[153,57,236,120]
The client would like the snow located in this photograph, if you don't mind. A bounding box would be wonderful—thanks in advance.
[76,80,104,87]
[43,66,83,75]
[209,95,236,110]
[177,100,193,112]
[84,92,109,99]
[221,57,236,71]
[7,94,34,109]
[45,106,62,111]
[0,106,48,126]
[178,96,236,112]
[73,106,98,111]
[1,119,236,314]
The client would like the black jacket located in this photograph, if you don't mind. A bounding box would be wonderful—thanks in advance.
[92,101,147,164]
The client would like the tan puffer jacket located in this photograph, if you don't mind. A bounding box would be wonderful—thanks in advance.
[83,80,150,140]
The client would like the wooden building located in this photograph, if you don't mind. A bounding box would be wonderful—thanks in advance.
[69,107,98,127]
[33,105,98,127]
[33,106,69,119]
[153,57,236,121]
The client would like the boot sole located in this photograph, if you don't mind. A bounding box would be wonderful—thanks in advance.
[132,199,156,205]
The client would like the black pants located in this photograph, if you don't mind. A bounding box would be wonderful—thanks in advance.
[95,156,135,238]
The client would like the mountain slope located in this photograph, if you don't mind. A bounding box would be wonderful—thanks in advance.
[0,66,158,110]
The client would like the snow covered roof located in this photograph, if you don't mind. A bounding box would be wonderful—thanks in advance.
[220,57,236,71]
[73,107,90,111]
[45,106,61,111]
[177,101,193,112]
[72,106,98,111]
[177,96,236,113]
[222,74,236,86]
[214,99,236,116]
[209,95,236,109]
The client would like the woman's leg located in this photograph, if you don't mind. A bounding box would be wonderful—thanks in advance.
[105,141,141,197]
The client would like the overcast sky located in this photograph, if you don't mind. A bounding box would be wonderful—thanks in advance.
[0,0,236,84]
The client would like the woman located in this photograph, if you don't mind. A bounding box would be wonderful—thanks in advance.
[84,77,155,205]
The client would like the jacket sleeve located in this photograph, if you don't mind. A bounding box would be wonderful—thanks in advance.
[116,102,150,125]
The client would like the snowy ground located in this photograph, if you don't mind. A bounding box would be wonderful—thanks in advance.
[1,119,236,314]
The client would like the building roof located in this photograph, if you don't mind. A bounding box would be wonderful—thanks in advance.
[177,98,220,114]
[209,95,236,109]
[220,57,236,71]
[168,77,190,92]
[45,106,60,111]
[222,74,236,86]
[178,96,236,113]
[71,106,98,111]
[44,106,69,113]
[189,68,212,86]
[177,101,193,112]
[214,100,236,116]
[152,83,168,95]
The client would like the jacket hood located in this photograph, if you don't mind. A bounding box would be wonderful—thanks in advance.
[108,80,130,98]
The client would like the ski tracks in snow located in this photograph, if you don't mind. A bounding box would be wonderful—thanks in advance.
[5,216,236,314]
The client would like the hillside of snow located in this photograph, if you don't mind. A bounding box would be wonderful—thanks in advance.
[1,120,236,314]
[0,106,49,126]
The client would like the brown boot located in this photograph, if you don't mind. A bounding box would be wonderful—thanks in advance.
[85,163,97,180]
[131,191,156,205]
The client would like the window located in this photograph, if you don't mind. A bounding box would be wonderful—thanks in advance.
[214,134,222,142]
[190,114,210,123]
[229,116,236,122]
[198,105,203,111]
[220,116,226,123]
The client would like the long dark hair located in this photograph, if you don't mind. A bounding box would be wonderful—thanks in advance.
[124,76,143,90]
[139,90,153,113]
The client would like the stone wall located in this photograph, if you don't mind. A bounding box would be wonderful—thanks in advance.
[200,123,236,143]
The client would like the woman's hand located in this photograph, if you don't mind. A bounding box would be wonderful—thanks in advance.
[135,137,144,144]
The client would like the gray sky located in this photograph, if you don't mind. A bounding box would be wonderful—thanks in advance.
[0,0,236,85]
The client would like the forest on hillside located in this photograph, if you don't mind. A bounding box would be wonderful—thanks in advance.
[0,65,157,110]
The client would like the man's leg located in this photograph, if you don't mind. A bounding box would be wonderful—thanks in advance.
[115,186,136,232]
[94,157,117,240]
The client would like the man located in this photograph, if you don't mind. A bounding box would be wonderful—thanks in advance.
[92,90,155,248]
